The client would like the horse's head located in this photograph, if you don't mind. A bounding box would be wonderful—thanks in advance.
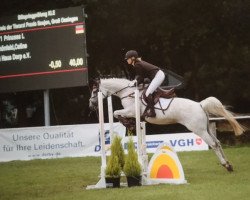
[89,79,100,111]
[89,77,134,111]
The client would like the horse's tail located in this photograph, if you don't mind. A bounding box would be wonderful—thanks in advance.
[200,97,244,136]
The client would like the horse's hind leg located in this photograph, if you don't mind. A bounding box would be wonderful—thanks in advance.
[199,130,233,172]
[208,132,233,172]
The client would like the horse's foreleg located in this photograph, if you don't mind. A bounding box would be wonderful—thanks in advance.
[117,115,136,133]
[114,108,136,133]
[113,108,135,119]
[199,131,233,172]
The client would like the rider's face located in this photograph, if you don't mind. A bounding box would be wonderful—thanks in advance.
[126,58,133,65]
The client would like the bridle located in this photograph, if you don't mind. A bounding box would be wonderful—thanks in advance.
[89,83,136,109]
[89,86,100,108]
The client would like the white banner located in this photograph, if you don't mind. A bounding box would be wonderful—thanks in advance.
[0,124,208,162]
[0,123,126,162]
[143,133,209,153]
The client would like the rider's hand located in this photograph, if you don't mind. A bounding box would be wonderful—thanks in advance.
[128,80,136,87]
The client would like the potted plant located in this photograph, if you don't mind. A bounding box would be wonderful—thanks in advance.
[105,155,121,188]
[111,134,125,168]
[123,137,142,187]
[105,135,124,188]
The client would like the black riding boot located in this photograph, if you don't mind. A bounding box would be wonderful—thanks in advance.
[142,94,156,118]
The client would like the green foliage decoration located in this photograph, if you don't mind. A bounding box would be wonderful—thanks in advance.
[123,137,142,177]
[105,155,121,178]
[105,134,124,177]
[111,134,125,168]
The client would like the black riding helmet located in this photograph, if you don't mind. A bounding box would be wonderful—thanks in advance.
[125,50,138,60]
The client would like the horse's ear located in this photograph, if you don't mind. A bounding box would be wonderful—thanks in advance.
[88,79,95,89]
[94,78,100,86]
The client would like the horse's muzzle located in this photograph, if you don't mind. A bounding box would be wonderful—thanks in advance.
[89,104,97,111]
[89,99,98,111]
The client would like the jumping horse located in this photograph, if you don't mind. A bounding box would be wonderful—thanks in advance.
[89,78,244,172]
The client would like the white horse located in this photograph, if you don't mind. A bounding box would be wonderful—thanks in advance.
[89,78,244,172]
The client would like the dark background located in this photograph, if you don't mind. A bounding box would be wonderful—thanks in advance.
[0,0,249,131]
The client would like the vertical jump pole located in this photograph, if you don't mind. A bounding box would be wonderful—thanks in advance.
[135,88,143,166]
[44,89,50,126]
[141,121,148,168]
[86,92,107,189]
[141,121,148,185]
[135,87,148,185]
[107,96,114,142]
[97,91,106,188]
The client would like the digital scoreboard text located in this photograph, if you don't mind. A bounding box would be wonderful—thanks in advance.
[0,7,88,93]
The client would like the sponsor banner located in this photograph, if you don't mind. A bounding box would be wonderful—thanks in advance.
[143,133,209,153]
[107,133,208,153]
[0,124,207,162]
[0,123,126,162]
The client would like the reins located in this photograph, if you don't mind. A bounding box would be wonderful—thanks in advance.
[94,85,135,100]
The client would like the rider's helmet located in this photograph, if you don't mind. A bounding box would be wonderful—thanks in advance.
[125,50,138,60]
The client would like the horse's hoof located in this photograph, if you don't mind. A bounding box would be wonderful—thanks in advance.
[222,162,233,172]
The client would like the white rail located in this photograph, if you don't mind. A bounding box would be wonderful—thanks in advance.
[210,115,250,121]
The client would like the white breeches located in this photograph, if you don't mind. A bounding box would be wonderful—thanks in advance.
[146,70,165,96]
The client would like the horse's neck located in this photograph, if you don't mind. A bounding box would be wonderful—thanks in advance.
[101,79,130,96]
[101,84,121,94]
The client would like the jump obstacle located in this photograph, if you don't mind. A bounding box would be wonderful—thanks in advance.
[86,88,186,189]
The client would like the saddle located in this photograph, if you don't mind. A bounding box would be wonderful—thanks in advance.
[142,87,176,105]
[153,87,176,104]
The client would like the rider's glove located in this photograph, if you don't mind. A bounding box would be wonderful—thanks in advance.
[128,80,137,87]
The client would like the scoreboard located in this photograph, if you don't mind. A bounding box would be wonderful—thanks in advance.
[0,7,88,93]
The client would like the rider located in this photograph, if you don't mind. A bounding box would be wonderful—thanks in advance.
[125,50,165,118]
